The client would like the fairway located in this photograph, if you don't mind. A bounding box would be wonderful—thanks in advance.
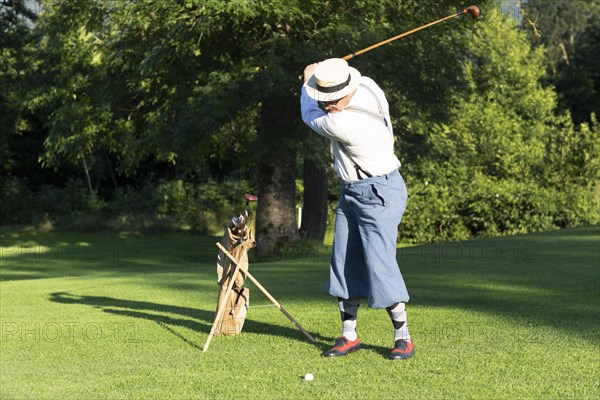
[1,226,599,399]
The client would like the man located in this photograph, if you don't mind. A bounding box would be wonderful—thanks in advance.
[300,58,413,360]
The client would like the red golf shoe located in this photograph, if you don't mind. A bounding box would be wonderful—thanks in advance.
[322,337,360,357]
[388,339,414,360]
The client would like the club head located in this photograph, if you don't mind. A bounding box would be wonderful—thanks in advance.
[231,216,242,228]
[464,5,481,19]
[244,194,258,202]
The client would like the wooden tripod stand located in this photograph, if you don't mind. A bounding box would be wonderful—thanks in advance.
[202,228,315,352]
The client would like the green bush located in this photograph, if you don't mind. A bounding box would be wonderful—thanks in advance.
[0,176,95,226]
[395,10,599,244]
[399,177,469,244]
[0,175,34,225]
[399,173,598,245]
[458,177,556,236]
[154,179,253,234]
[0,176,255,234]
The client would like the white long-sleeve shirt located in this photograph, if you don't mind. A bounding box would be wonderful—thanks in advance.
[301,76,401,182]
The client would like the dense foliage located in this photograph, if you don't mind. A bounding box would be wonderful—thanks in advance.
[522,1,600,124]
[399,9,599,243]
[1,173,252,234]
[1,1,598,246]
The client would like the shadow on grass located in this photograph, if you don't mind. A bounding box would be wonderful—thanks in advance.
[48,292,332,351]
[12,226,600,348]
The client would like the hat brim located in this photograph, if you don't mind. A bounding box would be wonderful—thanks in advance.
[305,67,361,102]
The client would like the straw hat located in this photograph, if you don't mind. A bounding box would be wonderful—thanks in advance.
[305,58,361,102]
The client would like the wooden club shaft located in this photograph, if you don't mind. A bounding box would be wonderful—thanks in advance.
[341,9,466,61]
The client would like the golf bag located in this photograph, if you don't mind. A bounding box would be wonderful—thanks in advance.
[214,227,252,335]
[203,194,315,352]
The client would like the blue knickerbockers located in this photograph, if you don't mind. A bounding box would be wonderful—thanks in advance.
[326,169,409,309]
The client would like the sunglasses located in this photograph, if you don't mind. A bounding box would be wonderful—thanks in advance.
[318,98,341,108]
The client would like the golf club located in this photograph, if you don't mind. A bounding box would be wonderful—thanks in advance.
[299,6,479,80]
[229,194,258,241]
[341,5,480,61]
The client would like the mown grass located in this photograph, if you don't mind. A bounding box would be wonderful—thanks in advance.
[1,226,598,399]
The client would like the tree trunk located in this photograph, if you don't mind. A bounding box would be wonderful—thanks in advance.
[104,150,118,191]
[81,154,94,198]
[255,97,300,255]
[300,142,329,241]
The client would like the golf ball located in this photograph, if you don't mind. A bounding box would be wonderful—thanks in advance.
[304,373,314,381]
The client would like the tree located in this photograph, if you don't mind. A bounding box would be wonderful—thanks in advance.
[299,135,330,241]
[28,1,450,247]
[10,0,594,244]
[521,0,600,73]
[0,0,37,171]
[554,16,600,124]
[521,0,600,123]
[398,7,599,242]
[30,0,310,252]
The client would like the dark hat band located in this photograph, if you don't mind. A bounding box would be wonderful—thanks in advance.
[316,74,351,93]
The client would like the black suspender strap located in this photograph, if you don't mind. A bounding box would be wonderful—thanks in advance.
[354,164,372,180]
[336,141,373,180]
